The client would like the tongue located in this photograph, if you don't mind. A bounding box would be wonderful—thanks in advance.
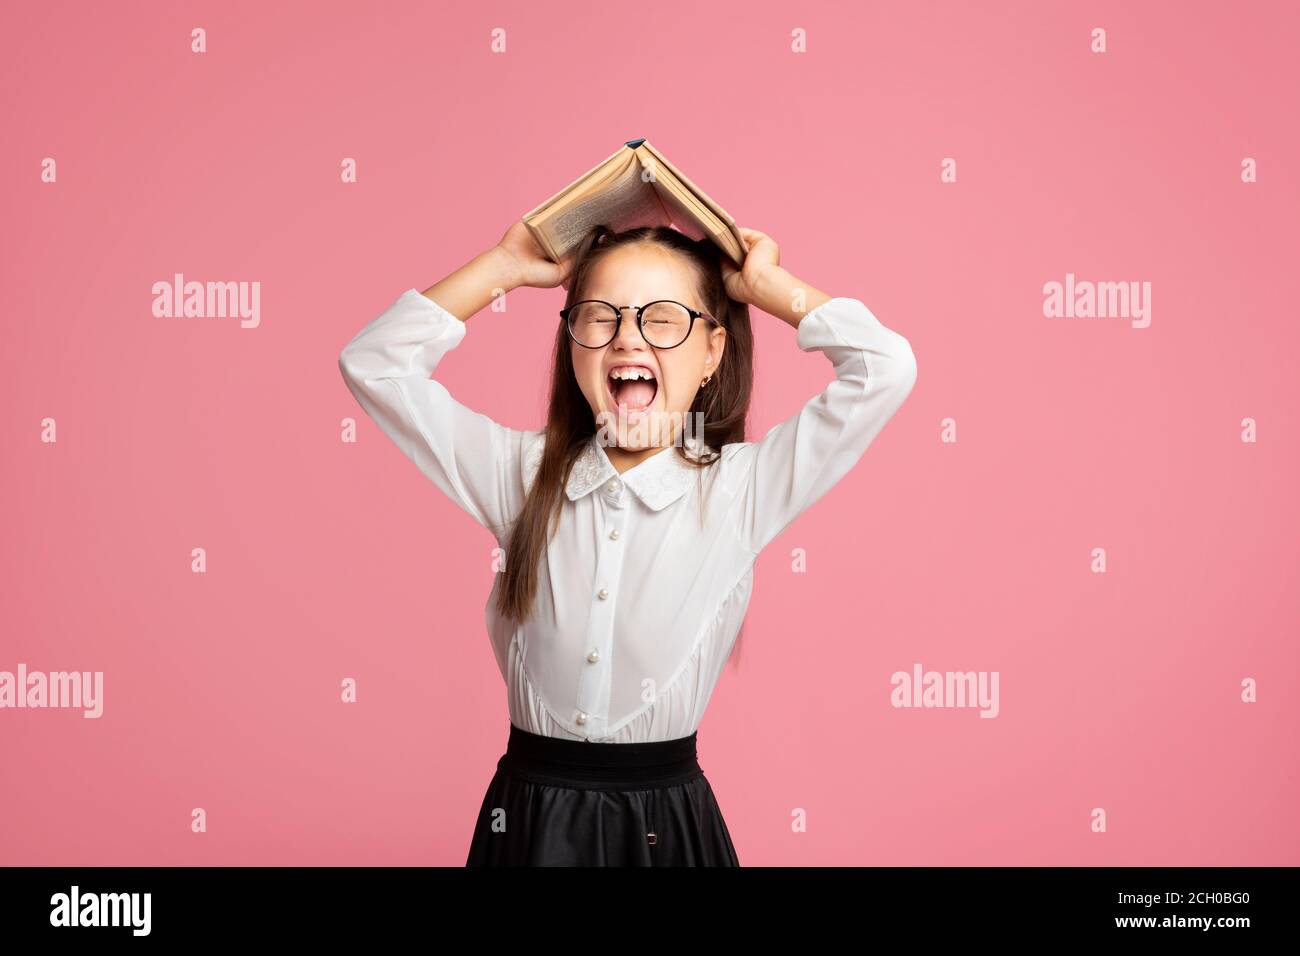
[613,378,655,410]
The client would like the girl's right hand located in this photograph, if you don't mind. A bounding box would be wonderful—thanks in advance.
[495,220,574,291]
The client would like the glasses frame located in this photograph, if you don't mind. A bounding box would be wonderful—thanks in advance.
[560,299,718,350]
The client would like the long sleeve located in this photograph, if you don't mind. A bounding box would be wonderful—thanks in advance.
[724,296,918,555]
[338,287,529,537]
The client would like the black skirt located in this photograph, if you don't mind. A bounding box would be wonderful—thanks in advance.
[465,722,740,866]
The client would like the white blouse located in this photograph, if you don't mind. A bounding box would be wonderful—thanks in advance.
[339,287,917,743]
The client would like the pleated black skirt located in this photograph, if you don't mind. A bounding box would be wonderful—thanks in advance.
[465,722,740,866]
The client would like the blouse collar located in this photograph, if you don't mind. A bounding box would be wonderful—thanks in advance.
[565,433,711,511]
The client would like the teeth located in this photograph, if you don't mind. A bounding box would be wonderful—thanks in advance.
[609,367,655,381]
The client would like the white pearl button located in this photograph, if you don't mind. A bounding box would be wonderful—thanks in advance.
[576,711,587,724]
[587,650,599,663]
[607,479,620,493]
[609,529,620,540]
[597,588,609,600]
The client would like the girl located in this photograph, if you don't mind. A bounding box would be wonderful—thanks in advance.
[338,219,918,866]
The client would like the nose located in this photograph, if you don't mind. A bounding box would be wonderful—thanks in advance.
[611,307,648,349]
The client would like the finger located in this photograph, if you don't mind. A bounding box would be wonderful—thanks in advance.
[739,228,778,265]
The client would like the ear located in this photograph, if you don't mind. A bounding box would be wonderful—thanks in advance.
[707,325,727,375]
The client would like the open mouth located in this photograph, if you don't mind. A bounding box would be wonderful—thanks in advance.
[606,365,659,415]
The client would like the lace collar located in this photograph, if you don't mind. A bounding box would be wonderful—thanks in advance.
[564,433,711,512]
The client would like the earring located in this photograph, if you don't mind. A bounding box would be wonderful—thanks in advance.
[701,375,712,387]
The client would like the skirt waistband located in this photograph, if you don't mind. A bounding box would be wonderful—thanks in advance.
[497,722,702,790]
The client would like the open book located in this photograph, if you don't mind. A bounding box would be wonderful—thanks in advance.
[522,138,748,267]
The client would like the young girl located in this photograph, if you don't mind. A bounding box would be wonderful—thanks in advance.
[338,219,918,866]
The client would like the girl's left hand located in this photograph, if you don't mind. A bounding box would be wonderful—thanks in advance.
[721,226,781,306]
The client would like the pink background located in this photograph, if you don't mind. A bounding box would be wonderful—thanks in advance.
[2,0,1297,866]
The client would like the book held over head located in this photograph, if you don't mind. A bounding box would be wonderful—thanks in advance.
[523,138,748,267]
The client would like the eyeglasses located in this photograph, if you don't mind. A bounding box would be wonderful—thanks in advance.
[561,299,717,350]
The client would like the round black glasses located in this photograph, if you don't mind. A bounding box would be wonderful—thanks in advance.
[561,299,717,350]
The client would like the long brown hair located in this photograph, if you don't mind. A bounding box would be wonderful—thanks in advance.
[495,224,755,661]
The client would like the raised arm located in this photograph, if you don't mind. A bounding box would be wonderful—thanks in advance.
[337,224,572,536]
[718,229,918,555]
